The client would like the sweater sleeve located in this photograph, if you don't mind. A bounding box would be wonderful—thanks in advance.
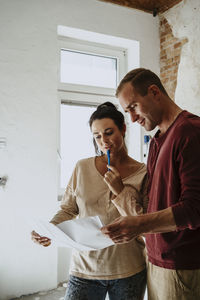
[50,166,79,225]
[112,173,149,216]
[172,131,200,230]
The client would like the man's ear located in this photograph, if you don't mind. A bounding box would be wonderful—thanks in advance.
[148,85,160,97]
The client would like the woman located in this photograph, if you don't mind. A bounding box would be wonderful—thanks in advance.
[31,102,148,300]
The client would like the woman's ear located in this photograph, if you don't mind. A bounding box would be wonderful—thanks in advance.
[122,123,126,137]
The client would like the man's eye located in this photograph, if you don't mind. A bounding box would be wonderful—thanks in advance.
[130,104,136,110]
[95,135,101,139]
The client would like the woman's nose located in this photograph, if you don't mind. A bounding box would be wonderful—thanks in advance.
[102,134,109,144]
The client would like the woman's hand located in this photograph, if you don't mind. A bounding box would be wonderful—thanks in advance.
[31,230,51,247]
[104,165,124,196]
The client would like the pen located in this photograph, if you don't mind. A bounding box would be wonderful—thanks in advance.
[107,149,110,171]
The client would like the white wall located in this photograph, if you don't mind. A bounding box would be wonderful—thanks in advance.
[163,0,200,115]
[0,0,159,299]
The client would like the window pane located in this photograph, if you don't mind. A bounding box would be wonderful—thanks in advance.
[60,50,117,88]
[60,104,96,188]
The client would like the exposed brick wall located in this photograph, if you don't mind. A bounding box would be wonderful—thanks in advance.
[159,16,188,100]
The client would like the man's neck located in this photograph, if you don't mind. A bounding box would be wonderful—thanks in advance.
[158,102,183,136]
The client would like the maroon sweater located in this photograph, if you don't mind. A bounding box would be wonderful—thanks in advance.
[146,111,200,269]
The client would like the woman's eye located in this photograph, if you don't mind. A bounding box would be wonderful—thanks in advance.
[106,131,113,136]
[95,135,101,139]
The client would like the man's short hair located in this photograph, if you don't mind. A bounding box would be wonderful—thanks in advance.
[116,68,168,97]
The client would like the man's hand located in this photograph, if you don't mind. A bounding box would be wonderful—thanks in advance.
[101,216,142,243]
[101,207,177,244]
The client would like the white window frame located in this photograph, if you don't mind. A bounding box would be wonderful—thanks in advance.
[58,36,127,97]
[57,37,127,197]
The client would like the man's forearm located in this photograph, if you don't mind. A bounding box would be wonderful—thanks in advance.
[101,207,177,243]
[139,207,177,235]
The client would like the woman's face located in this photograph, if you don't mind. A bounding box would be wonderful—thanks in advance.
[91,118,125,155]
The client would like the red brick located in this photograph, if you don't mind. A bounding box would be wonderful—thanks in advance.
[174,42,182,48]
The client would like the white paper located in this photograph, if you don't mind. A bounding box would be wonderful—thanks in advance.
[32,216,114,251]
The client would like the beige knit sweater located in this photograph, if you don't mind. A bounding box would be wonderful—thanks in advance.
[50,157,148,280]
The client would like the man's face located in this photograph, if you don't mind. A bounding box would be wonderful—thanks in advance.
[118,82,161,131]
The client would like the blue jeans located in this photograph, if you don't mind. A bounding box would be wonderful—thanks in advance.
[64,269,146,300]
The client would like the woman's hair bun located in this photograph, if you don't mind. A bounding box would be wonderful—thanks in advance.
[89,101,125,155]
[97,102,116,110]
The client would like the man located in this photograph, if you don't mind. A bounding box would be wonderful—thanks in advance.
[101,68,200,299]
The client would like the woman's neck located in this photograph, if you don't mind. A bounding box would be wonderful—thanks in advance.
[95,149,141,178]
[103,148,129,167]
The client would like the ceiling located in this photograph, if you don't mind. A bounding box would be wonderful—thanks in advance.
[99,0,183,15]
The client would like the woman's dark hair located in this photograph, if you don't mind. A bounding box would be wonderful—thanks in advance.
[89,102,125,155]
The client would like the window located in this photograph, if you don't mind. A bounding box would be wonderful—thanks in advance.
[60,103,96,188]
[58,37,126,96]
[60,50,117,88]
[58,37,127,194]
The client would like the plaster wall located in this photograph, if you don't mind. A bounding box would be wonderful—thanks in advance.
[163,0,200,114]
[0,0,159,298]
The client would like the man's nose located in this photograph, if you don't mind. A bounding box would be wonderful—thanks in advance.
[130,111,138,123]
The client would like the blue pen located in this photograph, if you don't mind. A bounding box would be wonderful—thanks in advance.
[107,149,110,171]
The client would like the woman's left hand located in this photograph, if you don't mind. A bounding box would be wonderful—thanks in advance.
[104,165,124,196]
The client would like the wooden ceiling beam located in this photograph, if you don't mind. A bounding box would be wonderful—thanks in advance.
[99,0,183,15]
